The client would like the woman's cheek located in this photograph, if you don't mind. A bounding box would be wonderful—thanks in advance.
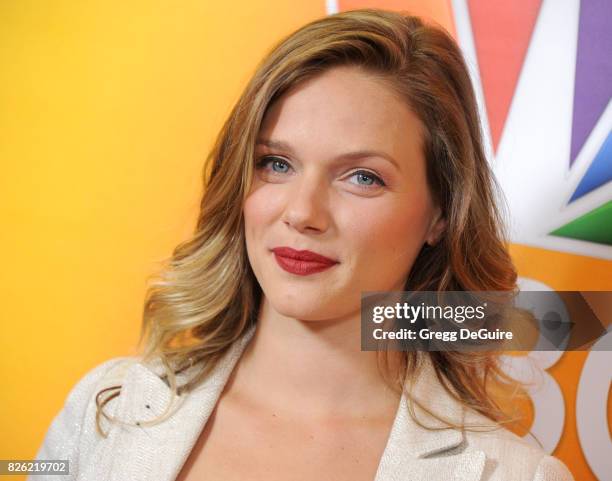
[244,185,283,226]
[354,201,413,244]
[350,201,428,271]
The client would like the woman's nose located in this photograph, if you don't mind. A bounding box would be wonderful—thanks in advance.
[281,175,330,234]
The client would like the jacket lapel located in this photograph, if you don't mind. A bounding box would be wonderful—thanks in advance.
[101,327,256,481]
[102,326,485,481]
[373,358,486,481]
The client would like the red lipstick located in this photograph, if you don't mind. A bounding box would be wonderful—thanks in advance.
[271,247,339,276]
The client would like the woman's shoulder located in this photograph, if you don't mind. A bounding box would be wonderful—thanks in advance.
[460,408,574,481]
[42,356,139,427]
[32,356,140,479]
[50,356,137,415]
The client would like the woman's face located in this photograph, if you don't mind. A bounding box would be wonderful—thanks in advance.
[243,65,445,321]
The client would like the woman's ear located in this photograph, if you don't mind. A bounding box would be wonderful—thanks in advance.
[425,208,447,246]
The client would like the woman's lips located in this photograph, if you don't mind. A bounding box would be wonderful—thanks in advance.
[271,247,338,276]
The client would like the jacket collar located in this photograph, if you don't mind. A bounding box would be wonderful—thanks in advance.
[103,324,486,481]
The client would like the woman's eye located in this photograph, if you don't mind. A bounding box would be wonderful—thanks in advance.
[349,170,386,188]
[256,156,291,174]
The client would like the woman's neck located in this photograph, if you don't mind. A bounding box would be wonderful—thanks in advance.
[224,296,402,422]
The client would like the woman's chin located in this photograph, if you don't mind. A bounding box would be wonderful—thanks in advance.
[269,298,327,321]
[265,291,358,323]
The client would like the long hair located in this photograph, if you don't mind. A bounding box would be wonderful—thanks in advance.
[95,8,524,437]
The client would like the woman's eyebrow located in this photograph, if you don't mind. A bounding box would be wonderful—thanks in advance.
[255,138,401,170]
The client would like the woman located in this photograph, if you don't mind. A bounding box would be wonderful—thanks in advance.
[32,9,574,481]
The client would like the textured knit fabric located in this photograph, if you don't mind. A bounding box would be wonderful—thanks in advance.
[30,325,575,481]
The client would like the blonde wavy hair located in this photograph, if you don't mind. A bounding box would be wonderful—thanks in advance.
[95,8,526,438]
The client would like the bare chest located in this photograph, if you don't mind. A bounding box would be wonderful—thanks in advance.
[175,401,392,481]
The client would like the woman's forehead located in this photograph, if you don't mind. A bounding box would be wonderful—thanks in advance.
[263,66,407,124]
[258,67,424,165]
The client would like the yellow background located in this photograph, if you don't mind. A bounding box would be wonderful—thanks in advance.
[0,1,609,480]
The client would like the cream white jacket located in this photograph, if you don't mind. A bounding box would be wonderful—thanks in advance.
[31,325,575,481]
